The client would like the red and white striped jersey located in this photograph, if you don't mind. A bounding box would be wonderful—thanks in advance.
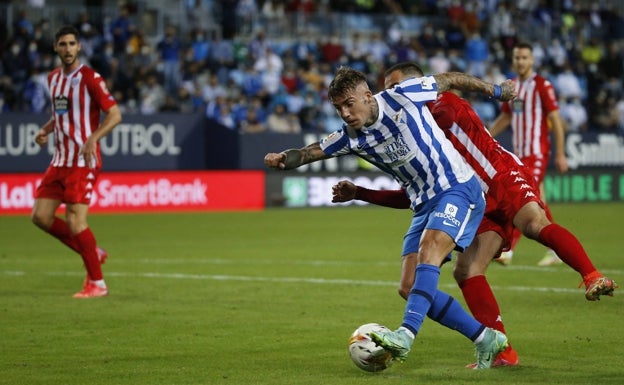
[428,91,525,194]
[500,73,559,160]
[47,64,117,168]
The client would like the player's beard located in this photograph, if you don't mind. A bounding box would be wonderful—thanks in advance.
[62,54,77,67]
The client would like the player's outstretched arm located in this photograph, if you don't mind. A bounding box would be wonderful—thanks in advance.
[434,72,516,101]
[264,142,331,170]
[332,180,410,209]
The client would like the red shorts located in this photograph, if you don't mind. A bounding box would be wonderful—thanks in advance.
[477,166,546,251]
[519,155,549,185]
[35,166,100,204]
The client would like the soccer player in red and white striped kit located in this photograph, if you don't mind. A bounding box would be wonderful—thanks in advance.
[32,25,122,298]
[489,42,568,267]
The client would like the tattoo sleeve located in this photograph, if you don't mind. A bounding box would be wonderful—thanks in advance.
[434,72,494,97]
[282,142,328,169]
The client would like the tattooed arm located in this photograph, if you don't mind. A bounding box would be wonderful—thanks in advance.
[264,142,332,170]
[433,72,516,101]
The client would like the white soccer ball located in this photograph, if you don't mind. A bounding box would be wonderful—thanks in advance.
[348,323,394,372]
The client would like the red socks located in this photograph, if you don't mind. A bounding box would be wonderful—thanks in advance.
[538,223,596,277]
[459,275,506,334]
[74,228,103,281]
[47,218,103,281]
[48,217,81,253]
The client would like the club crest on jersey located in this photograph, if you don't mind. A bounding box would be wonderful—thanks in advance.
[71,78,80,87]
[384,133,410,162]
[512,98,524,112]
[393,110,406,125]
[54,95,69,114]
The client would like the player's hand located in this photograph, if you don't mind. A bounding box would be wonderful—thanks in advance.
[555,153,568,174]
[264,152,287,169]
[80,137,98,169]
[35,129,48,147]
[498,79,517,101]
[332,180,357,203]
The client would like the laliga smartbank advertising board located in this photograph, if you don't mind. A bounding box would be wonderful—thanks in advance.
[0,171,264,215]
[265,170,624,208]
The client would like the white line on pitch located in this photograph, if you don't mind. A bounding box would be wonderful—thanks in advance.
[2,270,590,294]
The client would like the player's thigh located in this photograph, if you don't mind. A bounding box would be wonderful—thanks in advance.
[455,231,503,280]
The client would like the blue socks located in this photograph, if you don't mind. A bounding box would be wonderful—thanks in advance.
[401,263,485,341]
[427,289,485,341]
[402,264,440,334]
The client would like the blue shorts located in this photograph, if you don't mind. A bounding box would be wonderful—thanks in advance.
[402,176,485,256]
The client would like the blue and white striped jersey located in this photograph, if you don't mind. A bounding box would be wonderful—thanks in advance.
[320,76,474,208]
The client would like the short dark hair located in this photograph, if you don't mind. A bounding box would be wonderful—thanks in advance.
[513,42,533,52]
[55,25,80,43]
[328,66,368,102]
[384,62,425,78]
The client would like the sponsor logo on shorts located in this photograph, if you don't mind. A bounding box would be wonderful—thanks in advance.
[435,203,461,227]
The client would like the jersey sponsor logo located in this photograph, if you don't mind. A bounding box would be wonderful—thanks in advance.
[520,183,531,190]
[524,191,536,198]
[514,176,525,183]
[54,95,69,115]
[383,133,410,162]
[321,132,338,145]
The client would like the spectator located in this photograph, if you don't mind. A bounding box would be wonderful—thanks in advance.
[320,35,345,63]
[592,90,619,131]
[109,5,134,55]
[202,73,228,104]
[266,103,301,134]
[554,61,584,100]
[465,31,489,77]
[156,25,183,94]
[138,72,166,114]
[239,107,267,134]
[2,41,30,90]
[187,0,217,35]
[428,48,451,74]
[217,100,237,129]
[160,94,181,112]
[616,96,624,134]
[254,46,284,96]
[21,66,48,113]
[559,96,588,133]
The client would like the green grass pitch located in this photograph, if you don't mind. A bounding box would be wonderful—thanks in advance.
[1,202,623,385]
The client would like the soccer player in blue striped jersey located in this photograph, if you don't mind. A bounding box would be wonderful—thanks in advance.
[264,66,516,368]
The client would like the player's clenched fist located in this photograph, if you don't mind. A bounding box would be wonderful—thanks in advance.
[264,152,287,169]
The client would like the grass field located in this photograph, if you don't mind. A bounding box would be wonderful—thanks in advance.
[1,203,623,385]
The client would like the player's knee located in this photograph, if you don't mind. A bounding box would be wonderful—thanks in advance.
[30,209,50,229]
[452,267,468,284]
[522,217,550,240]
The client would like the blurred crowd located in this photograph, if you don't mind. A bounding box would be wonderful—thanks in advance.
[1,0,623,135]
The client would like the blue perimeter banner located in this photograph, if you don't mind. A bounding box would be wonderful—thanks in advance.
[0,113,207,172]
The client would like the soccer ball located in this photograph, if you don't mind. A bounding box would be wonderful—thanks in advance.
[348,323,394,372]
